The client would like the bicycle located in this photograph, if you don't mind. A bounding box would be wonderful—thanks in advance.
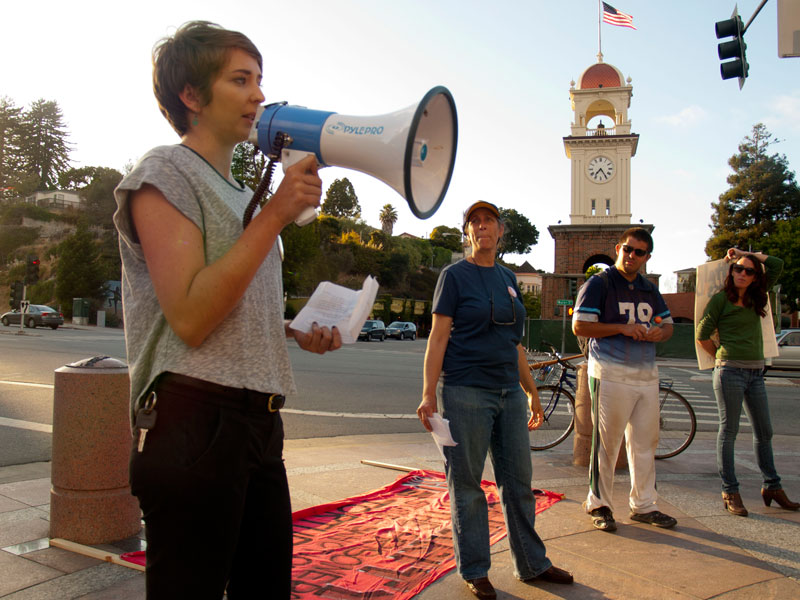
[655,378,696,459]
[528,350,581,450]
[527,346,697,459]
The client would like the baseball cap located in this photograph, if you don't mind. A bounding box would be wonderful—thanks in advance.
[462,201,500,232]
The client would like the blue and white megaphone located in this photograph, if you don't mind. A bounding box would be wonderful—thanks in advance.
[248,86,457,226]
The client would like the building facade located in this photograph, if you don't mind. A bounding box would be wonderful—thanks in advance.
[24,190,83,210]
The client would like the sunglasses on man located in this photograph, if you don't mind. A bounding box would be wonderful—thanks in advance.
[620,244,648,258]
[731,264,757,276]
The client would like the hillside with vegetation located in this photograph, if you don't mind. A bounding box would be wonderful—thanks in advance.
[1,99,541,327]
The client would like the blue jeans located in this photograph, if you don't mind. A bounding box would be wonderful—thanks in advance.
[712,366,781,494]
[440,383,551,581]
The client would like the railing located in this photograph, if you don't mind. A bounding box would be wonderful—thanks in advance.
[586,126,616,136]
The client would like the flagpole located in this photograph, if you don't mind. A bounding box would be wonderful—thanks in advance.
[598,0,603,61]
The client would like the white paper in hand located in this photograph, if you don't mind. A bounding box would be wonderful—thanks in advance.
[289,275,379,344]
[428,413,457,464]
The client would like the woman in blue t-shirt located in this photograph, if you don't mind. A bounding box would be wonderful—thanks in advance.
[416,201,572,599]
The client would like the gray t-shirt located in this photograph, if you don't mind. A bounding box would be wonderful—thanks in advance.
[113,145,296,420]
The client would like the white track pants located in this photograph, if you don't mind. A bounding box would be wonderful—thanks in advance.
[585,377,660,514]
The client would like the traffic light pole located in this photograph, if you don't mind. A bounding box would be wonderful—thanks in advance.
[742,0,769,34]
[15,285,31,335]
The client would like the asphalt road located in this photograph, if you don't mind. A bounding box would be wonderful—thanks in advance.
[1,324,798,468]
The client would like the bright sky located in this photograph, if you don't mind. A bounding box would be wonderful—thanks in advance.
[3,1,799,292]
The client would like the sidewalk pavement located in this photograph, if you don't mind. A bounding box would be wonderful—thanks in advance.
[1,430,799,599]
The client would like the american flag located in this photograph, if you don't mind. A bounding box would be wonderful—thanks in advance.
[602,2,636,30]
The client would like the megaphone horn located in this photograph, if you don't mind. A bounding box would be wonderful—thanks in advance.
[248,86,458,225]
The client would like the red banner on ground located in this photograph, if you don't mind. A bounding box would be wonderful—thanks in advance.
[291,469,561,599]
[122,469,562,599]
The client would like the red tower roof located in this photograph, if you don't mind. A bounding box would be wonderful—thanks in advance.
[579,63,622,89]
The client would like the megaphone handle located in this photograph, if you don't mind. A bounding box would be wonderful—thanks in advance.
[282,149,320,227]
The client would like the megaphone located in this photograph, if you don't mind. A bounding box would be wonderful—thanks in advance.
[248,86,457,226]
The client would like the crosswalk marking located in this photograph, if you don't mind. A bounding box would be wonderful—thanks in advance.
[661,379,751,430]
[0,416,52,433]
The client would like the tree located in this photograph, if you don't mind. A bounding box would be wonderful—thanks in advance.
[762,217,800,312]
[321,178,360,219]
[20,99,72,191]
[379,204,398,235]
[379,251,411,288]
[522,291,541,319]
[585,265,603,279]
[59,166,123,227]
[231,141,267,190]
[498,208,539,258]
[706,123,800,259]
[368,230,388,250]
[281,222,324,296]
[0,97,26,199]
[431,225,463,252]
[55,225,105,312]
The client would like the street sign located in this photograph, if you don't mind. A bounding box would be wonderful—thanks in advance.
[556,299,574,306]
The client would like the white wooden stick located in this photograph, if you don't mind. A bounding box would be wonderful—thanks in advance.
[360,460,416,472]
[50,538,145,572]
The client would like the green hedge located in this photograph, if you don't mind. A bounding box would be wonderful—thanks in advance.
[524,320,697,359]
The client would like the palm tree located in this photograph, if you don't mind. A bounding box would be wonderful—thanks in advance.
[379,204,398,235]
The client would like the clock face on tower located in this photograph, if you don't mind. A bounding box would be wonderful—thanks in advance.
[587,156,615,183]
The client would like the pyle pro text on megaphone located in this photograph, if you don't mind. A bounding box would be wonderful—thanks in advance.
[248,86,458,226]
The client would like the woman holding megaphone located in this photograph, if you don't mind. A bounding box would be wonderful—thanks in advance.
[113,21,341,599]
[417,201,573,599]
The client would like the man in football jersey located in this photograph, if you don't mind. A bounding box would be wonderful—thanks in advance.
[572,227,677,532]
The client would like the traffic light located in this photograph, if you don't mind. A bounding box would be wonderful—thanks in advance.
[568,278,577,298]
[25,255,39,285]
[9,281,23,309]
[716,11,748,85]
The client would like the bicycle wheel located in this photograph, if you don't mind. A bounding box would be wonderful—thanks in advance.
[530,385,575,450]
[656,388,696,459]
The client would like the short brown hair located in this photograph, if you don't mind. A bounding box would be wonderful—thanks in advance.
[619,227,653,254]
[152,21,262,135]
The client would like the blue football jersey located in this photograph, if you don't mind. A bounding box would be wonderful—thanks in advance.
[573,267,672,384]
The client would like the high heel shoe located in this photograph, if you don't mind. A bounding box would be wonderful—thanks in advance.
[762,488,800,511]
[722,492,748,517]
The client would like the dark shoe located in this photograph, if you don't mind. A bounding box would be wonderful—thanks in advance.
[465,577,496,600]
[522,565,574,585]
[762,488,800,511]
[590,506,617,531]
[722,492,748,517]
[629,510,677,528]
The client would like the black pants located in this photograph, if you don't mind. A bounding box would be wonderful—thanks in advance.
[130,373,292,599]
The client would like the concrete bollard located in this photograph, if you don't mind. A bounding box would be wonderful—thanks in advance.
[50,356,141,544]
[572,363,628,470]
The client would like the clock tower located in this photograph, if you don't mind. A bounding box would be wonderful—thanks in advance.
[541,59,658,321]
[564,60,638,224]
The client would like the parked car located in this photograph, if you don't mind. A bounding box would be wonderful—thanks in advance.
[358,319,386,341]
[386,321,417,340]
[765,329,800,370]
[1,305,64,329]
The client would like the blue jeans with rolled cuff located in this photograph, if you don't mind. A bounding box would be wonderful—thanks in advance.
[712,366,781,494]
[440,383,552,581]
